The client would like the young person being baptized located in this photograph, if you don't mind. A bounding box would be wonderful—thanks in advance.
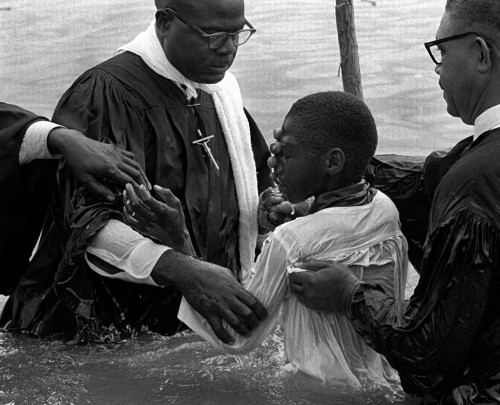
[126,91,408,388]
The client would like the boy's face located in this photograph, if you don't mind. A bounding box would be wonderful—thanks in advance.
[273,118,329,203]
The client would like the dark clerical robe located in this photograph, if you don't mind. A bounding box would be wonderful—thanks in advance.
[361,130,500,404]
[0,103,57,295]
[1,52,271,341]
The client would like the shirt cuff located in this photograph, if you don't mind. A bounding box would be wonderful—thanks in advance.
[85,219,171,286]
[19,121,64,165]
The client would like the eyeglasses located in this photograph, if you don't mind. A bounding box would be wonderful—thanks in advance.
[424,32,483,65]
[161,8,256,50]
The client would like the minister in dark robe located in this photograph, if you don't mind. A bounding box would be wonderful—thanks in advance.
[1,0,271,343]
[287,0,500,403]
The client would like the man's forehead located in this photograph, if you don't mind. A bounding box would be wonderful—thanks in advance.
[170,0,244,14]
[436,12,457,39]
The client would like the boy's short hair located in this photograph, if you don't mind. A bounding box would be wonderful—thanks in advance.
[286,91,378,185]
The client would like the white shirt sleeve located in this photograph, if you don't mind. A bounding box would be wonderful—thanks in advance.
[85,219,171,287]
[19,121,64,165]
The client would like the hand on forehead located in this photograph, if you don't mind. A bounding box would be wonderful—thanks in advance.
[267,128,283,170]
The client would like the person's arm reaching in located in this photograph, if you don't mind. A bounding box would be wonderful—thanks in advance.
[20,121,150,201]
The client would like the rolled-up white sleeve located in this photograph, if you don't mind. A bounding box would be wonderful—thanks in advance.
[85,219,171,286]
[19,121,63,165]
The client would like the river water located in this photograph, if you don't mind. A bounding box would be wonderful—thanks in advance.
[0,0,470,404]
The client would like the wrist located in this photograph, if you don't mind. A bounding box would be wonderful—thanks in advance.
[47,127,71,156]
[47,127,82,157]
[151,249,198,288]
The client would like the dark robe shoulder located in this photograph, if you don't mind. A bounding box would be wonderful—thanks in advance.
[0,103,57,294]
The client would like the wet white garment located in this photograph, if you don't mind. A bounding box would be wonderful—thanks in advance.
[178,190,408,387]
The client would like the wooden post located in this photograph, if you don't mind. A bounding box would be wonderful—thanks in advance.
[335,0,363,100]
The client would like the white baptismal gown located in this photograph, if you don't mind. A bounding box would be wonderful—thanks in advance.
[178,190,408,388]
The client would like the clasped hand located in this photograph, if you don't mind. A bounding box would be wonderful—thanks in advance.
[123,183,195,256]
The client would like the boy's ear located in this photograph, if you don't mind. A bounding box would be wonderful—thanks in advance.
[325,148,345,175]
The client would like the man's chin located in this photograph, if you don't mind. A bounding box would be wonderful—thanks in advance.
[197,69,228,84]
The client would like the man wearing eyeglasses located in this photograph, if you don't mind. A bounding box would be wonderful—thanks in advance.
[288,0,500,403]
[1,0,271,344]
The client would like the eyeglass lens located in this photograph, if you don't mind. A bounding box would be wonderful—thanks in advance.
[429,45,442,64]
[209,30,253,49]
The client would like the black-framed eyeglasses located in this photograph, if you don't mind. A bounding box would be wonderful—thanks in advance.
[424,31,483,65]
[161,8,256,50]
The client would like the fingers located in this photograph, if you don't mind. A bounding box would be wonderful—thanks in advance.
[122,206,146,233]
[115,160,149,190]
[288,271,309,287]
[267,155,278,169]
[118,153,151,190]
[236,292,268,323]
[105,165,138,188]
[125,184,156,221]
[153,185,182,211]
[223,298,260,333]
[269,142,281,155]
[272,201,293,216]
[79,174,116,202]
[268,211,287,226]
[259,186,279,200]
[261,194,284,210]
[272,128,282,141]
[220,307,251,337]
[205,316,234,345]
[98,144,150,190]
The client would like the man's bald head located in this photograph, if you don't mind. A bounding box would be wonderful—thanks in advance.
[155,0,244,17]
[155,0,180,10]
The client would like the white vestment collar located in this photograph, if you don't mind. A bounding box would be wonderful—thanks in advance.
[474,104,500,140]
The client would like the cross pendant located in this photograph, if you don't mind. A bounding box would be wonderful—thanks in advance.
[192,130,220,171]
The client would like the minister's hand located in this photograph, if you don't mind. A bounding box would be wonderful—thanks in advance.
[47,128,150,201]
[288,260,362,314]
[152,250,269,344]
